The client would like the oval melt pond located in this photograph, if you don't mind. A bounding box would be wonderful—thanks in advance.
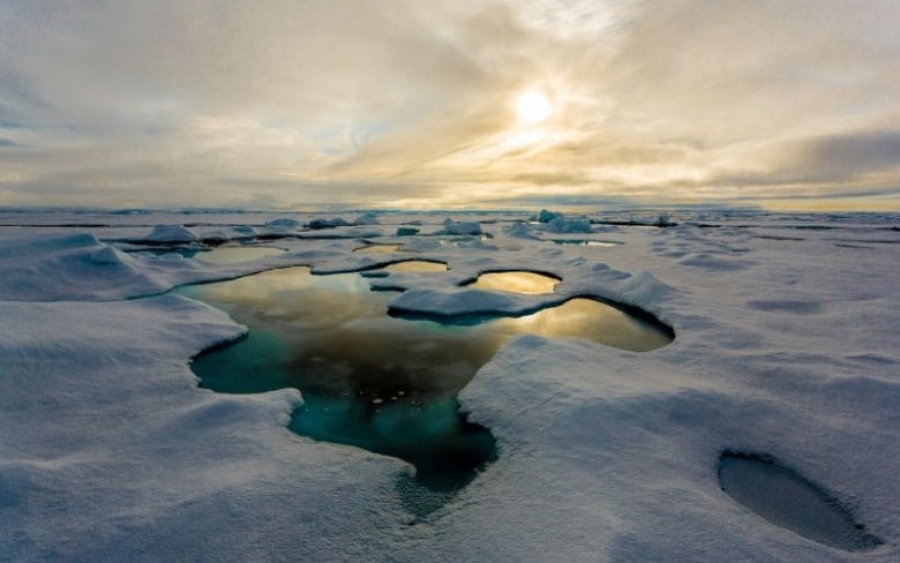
[719,452,881,551]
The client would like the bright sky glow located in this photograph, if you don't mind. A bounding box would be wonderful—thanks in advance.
[1,0,899,211]
[515,90,554,126]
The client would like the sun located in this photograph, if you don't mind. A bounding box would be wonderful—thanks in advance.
[514,89,554,126]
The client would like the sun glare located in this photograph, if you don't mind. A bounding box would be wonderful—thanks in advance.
[515,90,553,126]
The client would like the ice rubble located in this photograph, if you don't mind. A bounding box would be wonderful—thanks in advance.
[436,218,483,236]
[146,223,198,243]
[0,210,898,562]
[531,209,593,234]
[543,214,593,234]
[503,220,542,239]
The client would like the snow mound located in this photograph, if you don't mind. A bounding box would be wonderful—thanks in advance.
[535,209,564,223]
[146,224,198,243]
[0,233,168,301]
[609,271,677,309]
[437,218,482,236]
[503,221,542,239]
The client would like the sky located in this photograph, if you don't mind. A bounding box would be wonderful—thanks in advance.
[1,0,900,211]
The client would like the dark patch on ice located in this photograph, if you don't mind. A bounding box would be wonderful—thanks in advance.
[830,238,900,245]
[718,451,882,551]
[255,233,298,241]
[296,232,380,240]
[745,299,823,315]
[590,219,679,228]
[359,270,391,278]
[307,217,348,230]
[549,239,622,247]
[199,236,229,246]
[832,243,875,250]
[754,234,805,242]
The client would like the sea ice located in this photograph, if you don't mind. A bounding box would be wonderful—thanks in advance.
[0,209,898,562]
[146,223,198,243]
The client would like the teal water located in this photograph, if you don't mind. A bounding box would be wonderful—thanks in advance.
[176,266,672,513]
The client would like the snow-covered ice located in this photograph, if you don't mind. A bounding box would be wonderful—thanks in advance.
[1,209,899,562]
[146,224,198,244]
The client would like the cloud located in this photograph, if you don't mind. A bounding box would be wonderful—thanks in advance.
[794,131,900,179]
[1,0,899,209]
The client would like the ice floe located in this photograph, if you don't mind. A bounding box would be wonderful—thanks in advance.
[1,209,898,562]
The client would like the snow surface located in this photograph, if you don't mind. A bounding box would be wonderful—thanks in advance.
[1,209,899,562]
